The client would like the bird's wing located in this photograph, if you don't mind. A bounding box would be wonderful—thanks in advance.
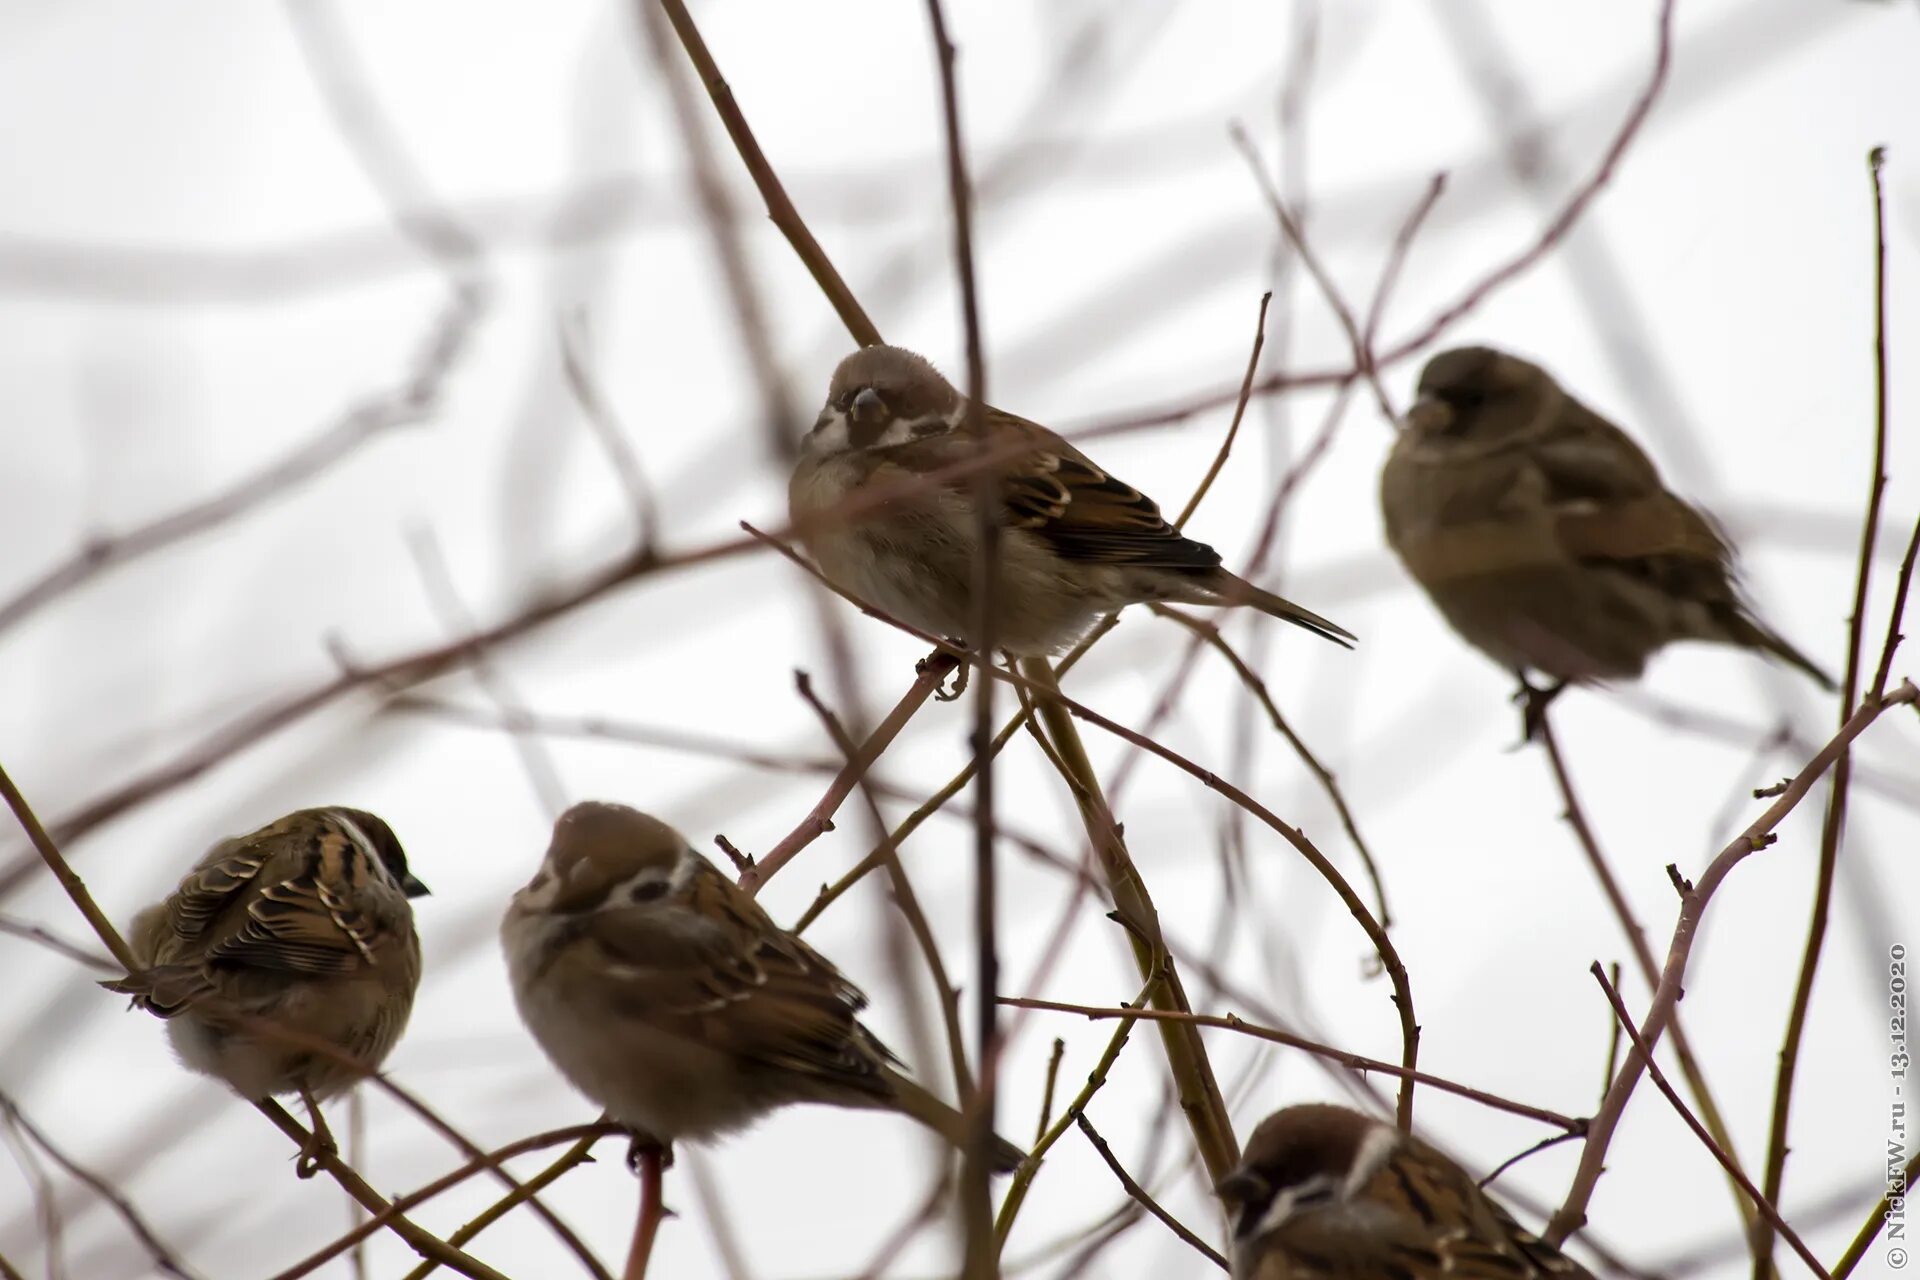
[891,409,1224,570]
[1365,1142,1595,1279]
[1531,403,1738,593]
[191,820,387,976]
[578,861,898,1094]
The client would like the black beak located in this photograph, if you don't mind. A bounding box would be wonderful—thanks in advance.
[1403,394,1454,434]
[402,873,432,899]
[1214,1169,1264,1205]
[850,387,886,425]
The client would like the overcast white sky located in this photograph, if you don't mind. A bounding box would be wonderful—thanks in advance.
[2,2,1918,1277]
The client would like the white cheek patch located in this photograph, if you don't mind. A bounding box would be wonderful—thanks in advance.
[872,412,957,449]
[1343,1123,1401,1199]
[1251,1184,1304,1241]
[668,848,703,894]
[806,410,851,456]
[513,864,563,912]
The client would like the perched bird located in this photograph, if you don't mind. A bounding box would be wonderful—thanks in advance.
[502,801,1025,1171]
[1381,346,1832,732]
[103,807,428,1172]
[1217,1104,1594,1280]
[789,345,1353,656]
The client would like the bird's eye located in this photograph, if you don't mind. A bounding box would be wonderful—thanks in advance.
[832,392,854,412]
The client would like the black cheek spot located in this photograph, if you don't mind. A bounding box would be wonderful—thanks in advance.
[629,881,668,904]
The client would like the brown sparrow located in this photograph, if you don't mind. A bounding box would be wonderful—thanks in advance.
[103,807,428,1169]
[789,345,1354,655]
[1217,1104,1594,1279]
[1381,346,1832,727]
[501,801,1024,1171]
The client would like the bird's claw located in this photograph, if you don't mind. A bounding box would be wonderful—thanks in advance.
[625,1134,673,1174]
[923,645,970,701]
[294,1132,335,1179]
[1510,676,1567,746]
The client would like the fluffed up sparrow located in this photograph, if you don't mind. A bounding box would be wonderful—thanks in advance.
[1217,1104,1594,1280]
[103,807,428,1170]
[1381,346,1832,730]
[502,801,1025,1171]
[789,344,1354,656]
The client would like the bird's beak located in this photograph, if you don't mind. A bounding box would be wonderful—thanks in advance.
[402,873,432,899]
[1213,1169,1265,1205]
[850,387,886,426]
[1402,394,1454,434]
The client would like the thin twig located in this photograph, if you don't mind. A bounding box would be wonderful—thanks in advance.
[397,1125,611,1280]
[1832,1149,1919,1278]
[271,1123,618,1280]
[995,983,1151,1251]
[408,528,570,820]
[1537,708,1761,1245]
[253,1098,513,1280]
[1035,1038,1067,1145]
[558,312,660,550]
[1001,996,1577,1130]
[623,1145,666,1280]
[1755,144,1893,1280]
[1478,1130,1588,1191]
[651,0,880,347]
[632,0,795,463]
[0,761,136,970]
[1018,656,1241,1183]
[0,1090,198,1280]
[0,913,115,971]
[748,521,1415,1141]
[919,6,999,1269]
[791,671,974,1098]
[1590,966,1831,1279]
[1361,174,1447,364]
[1871,511,1920,701]
[1150,604,1391,929]
[1230,125,1394,423]
[1073,1112,1227,1270]
[1548,679,1920,1242]
[740,651,957,893]
[1174,292,1272,530]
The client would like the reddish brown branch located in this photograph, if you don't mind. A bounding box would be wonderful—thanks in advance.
[738,651,958,894]
[1548,679,1920,1242]
[1755,145,1894,1279]
[1073,1112,1227,1271]
[0,1089,197,1280]
[624,1145,667,1280]
[1002,996,1577,1131]
[268,1123,619,1280]
[652,0,881,347]
[1589,967,1830,1279]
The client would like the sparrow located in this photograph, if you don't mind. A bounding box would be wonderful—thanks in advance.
[501,801,1025,1171]
[789,345,1354,656]
[102,807,428,1172]
[1217,1104,1594,1280]
[1381,346,1833,731]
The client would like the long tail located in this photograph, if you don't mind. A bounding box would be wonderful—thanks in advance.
[1212,570,1356,648]
[1724,608,1836,692]
[887,1074,1027,1173]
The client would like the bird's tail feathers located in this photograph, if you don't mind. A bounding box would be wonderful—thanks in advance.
[100,965,215,1018]
[887,1074,1027,1173]
[1212,571,1356,648]
[1726,609,1836,692]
